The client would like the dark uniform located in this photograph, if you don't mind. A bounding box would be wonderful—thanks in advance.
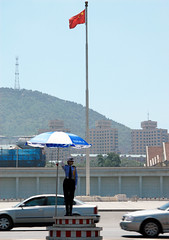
[62,159,78,216]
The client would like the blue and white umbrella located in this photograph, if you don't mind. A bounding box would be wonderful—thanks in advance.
[27,131,91,149]
[26,131,91,217]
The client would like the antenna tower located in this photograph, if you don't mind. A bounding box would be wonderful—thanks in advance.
[147,112,149,121]
[14,56,20,90]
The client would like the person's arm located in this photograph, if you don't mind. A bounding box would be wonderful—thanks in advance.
[61,161,65,170]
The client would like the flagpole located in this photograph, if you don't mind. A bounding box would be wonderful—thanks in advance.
[85,1,90,196]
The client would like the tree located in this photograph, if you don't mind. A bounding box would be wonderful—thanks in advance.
[97,152,121,167]
[97,154,105,167]
[105,152,121,167]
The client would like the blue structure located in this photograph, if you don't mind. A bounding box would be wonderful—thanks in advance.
[0,148,46,167]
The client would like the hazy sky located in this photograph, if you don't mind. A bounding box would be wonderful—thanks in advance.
[1,0,169,130]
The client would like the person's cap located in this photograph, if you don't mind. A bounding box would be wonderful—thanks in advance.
[67,157,74,162]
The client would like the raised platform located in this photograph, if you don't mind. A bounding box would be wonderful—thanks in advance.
[46,216,102,240]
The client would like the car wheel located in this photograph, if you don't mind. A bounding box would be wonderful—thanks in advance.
[0,215,13,231]
[141,220,160,238]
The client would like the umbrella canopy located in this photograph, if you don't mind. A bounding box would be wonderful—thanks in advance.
[27,131,91,149]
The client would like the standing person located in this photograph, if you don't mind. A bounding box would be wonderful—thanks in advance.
[61,157,78,216]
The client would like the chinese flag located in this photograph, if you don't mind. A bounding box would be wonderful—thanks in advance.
[69,10,85,29]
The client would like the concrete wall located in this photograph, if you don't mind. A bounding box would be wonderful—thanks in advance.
[1,167,169,199]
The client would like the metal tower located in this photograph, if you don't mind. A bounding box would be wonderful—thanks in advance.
[14,56,20,90]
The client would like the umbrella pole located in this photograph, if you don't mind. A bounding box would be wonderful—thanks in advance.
[55,148,59,217]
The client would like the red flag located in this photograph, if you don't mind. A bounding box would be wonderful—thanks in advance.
[69,10,85,29]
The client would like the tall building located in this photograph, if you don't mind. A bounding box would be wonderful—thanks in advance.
[89,120,119,154]
[38,119,70,134]
[131,120,169,154]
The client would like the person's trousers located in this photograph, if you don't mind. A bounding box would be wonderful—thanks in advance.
[63,178,75,215]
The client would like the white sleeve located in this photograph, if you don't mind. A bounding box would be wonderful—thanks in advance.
[61,161,65,169]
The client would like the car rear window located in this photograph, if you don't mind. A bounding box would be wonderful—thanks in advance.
[46,196,76,206]
[46,196,65,206]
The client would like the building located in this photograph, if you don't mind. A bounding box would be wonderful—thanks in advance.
[131,120,169,154]
[89,120,119,154]
[0,144,46,167]
[146,142,169,167]
[39,119,71,163]
[38,119,70,134]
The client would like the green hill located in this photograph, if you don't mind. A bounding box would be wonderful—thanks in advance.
[0,88,131,153]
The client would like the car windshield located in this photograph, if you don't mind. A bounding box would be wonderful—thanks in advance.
[158,202,169,210]
[14,202,23,208]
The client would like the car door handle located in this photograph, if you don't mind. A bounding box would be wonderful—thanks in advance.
[38,209,43,211]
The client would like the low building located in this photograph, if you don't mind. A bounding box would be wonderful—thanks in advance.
[146,142,169,166]
[120,154,146,163]
[0,144,45,167]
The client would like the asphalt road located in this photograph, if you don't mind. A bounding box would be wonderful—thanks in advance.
[1,212,169,240]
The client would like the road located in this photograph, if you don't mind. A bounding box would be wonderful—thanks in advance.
[1,212,169,240]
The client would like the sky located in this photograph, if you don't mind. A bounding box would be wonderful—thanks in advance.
[0,0,169,131]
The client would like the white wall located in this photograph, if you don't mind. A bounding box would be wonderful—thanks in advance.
[1,167,169,199]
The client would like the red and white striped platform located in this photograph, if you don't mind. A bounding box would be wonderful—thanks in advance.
[46,216,102,240]
[54,216,95,227]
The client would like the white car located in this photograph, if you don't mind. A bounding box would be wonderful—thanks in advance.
[0,194,100,231]
[120,202,169,238]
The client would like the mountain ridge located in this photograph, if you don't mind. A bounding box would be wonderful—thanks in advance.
[0,87,131,153]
